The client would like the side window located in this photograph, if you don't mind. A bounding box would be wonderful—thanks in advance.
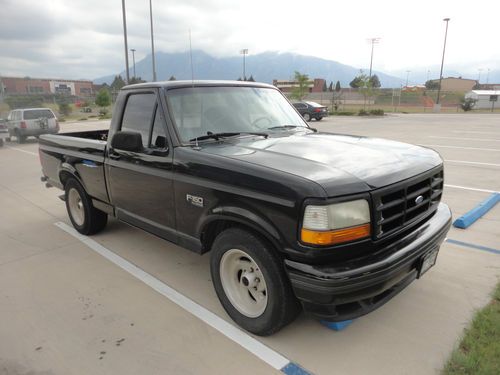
[121,93,156,148]
[150,106,167,149]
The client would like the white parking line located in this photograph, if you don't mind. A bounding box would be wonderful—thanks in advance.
[54,221,301,373]
[452,130,500,135]
[420,144,500,152]
[444,159,500,167]
[430,136,500,142]
[444,184,498,194]
[5,145,38,156]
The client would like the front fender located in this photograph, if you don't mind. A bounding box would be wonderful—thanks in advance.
[199,205,283,249]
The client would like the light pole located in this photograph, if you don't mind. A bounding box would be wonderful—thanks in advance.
[149,0,157,81]
[436,18,450,106]
[486,68,490,85]
[367,38,381,78]
[477,68,483,84]
[121,0,130,84]
[427,70,431,82]
[405,70,411,87]
[130,49,136,79]
[240,49,248,80]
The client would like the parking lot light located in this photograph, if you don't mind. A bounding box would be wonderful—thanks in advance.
[436,18,450,106]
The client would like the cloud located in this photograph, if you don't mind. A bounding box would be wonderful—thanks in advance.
[0,0,499,80]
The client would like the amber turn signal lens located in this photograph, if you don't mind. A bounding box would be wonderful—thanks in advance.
[301,223,371,245]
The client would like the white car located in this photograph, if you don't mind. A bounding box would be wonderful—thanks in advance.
[6,108,59,143]
[0,119,8,147]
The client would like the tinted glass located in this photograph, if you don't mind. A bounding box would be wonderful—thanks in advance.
[23,109,55,119]
[121,93,156,148]
[167,86,307,142]
[150,106,167,149]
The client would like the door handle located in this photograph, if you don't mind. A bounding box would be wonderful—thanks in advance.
[108,152,121,160]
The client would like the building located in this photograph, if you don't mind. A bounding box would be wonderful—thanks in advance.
[273,78,325,93]
[429,77,477,91]
[0,76,94,96]
[465,90,500,109]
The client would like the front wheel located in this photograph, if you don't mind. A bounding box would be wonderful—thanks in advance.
[315,117,323,121]
[65,178,107,235]
[210,228,300,336]
[303,113,311,122]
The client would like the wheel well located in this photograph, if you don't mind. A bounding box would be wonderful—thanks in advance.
[200,219,280,254]
[59,171,76,188]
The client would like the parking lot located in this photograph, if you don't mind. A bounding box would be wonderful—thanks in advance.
[0,113,499,375]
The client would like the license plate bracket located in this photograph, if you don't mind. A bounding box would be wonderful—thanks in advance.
[418,248,439,278]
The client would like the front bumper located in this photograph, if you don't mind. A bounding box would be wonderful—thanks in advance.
[285,202,452,321]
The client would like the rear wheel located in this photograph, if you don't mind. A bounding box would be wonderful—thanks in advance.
[316,117,323,121]
[65,178,107,235]
[210,228,300,336]
[303,113,311,122]
[15,129,26,144]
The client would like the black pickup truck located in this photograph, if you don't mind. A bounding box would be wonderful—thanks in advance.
[39,81,451,335]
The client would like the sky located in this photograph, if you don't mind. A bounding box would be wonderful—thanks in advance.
[0,0,499,81]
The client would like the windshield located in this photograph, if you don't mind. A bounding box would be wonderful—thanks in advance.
[24,109,54,119]
[166,86,307,142]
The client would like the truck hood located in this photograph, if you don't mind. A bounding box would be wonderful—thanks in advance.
[199,132,443,196]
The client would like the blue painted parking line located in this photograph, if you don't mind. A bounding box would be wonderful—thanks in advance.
[453,193,500,229]
[281,362,313,375]
[446,239,500,256]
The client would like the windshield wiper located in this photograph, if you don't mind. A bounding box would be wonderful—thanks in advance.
[189,131,268,142]
[268,125,317,132]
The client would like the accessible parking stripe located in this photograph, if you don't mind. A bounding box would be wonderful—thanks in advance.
[446,239,500,256]
[55,222,312,375]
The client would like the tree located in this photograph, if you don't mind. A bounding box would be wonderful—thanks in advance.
[328,82,333,92]
[129,76,146,84]
[247,75,255,82]
[168,75,176,81]
[58,103,71,116]
[290,71,310,100]
[95,87,111,109]
[110,75,126,90]
[369,74,381,88]
[335,81,341,92]
[322,80,327,92]
[350,76,363,88]
[425,80,439,90]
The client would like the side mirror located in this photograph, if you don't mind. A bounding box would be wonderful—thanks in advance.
[111,131,143,152]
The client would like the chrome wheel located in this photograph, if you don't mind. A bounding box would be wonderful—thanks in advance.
[68,188,85,226]
[220,249,268,318]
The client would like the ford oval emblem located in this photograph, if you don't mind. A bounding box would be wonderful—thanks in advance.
[415,195,424,205]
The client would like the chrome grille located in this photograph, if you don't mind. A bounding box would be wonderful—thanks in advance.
[372,168,443,238]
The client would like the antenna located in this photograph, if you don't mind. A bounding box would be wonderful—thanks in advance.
[189,29,194,86]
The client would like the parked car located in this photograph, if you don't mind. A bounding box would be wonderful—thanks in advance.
[6,108,59,143]
[0,118,8,147]
[39,81,451,336]
[292,101,328,121]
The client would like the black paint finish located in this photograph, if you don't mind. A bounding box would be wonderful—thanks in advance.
[38,80,451,320]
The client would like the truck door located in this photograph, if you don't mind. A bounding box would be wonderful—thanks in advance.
[106,90,176,242]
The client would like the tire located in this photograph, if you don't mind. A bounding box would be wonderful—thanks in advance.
[64,178,107,235]
[303,113,311,122]
[15,129,26,144]
[315,117,323,121]
[210,228,300,336]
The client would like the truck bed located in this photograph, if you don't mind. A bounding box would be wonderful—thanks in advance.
[39,130,110,203]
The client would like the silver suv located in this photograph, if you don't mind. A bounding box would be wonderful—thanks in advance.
[7,108,59,143]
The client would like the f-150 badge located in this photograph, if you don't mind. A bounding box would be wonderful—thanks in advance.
[186,194,204,207]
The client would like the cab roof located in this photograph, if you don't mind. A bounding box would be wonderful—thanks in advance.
[122,80,276,91]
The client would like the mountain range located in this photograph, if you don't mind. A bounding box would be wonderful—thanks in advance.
[95,50,407,88]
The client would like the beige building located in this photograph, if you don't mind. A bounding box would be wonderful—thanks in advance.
[431,77,477,91]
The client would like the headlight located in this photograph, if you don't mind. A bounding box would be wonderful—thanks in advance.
[301,199,371,245]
